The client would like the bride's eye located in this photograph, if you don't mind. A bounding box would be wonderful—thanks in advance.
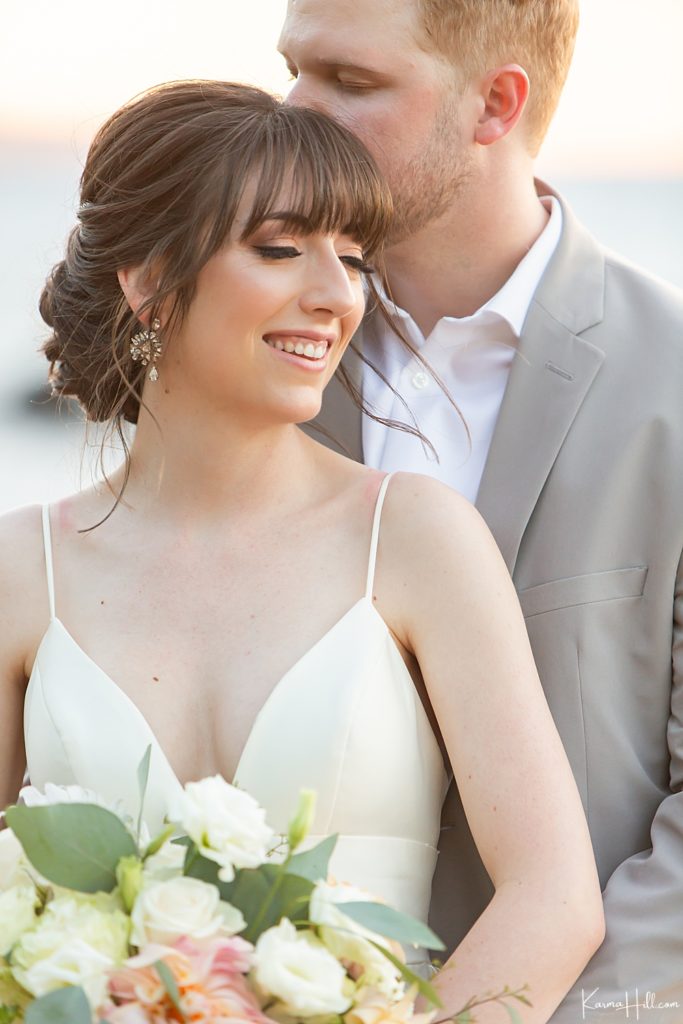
[253,245,302,260]
[340,255,374,275]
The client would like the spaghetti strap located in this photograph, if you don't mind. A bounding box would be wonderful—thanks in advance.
[41,504,56,620]
[365,473,394,599]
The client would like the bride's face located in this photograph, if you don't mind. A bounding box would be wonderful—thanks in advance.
[163,209,369,427]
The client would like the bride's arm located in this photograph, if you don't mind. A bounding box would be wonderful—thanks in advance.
[381,474,604,1023]
[0,507,42,811]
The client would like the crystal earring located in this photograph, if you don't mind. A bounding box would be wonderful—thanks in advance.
[130,318,162,382]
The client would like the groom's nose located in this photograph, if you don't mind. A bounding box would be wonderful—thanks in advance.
[284,76,330,116]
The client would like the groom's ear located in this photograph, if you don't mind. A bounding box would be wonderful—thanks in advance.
[474,64,530,147]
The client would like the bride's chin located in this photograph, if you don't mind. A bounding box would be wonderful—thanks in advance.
[272,393,325,427]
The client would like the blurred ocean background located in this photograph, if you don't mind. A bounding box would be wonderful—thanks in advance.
[1,138,682,514]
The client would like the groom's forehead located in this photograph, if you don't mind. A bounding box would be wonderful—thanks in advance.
[279,0,426,54]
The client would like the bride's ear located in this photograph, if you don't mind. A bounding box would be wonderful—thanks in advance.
[117,265,155,324]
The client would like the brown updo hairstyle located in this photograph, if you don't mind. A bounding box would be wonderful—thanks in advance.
[40,80,463,524]
[40,80,392,427]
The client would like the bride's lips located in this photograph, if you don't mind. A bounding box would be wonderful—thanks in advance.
[262,330,336,372]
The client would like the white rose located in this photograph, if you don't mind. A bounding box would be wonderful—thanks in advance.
[169,776,274,882]
[0,829,34,890]
[0,886,38,956]
[130,876,245,948]
[310,881,404,1000]
[10,892,129,1010]
[253,918,352,1017]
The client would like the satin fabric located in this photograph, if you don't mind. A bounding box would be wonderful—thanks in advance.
[24,474,448,966]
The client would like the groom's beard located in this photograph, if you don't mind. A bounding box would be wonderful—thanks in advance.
[385,95,474,244]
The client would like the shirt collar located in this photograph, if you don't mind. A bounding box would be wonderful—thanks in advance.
[373,195,563,340]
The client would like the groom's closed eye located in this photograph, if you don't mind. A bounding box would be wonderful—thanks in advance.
[281,53,386,89]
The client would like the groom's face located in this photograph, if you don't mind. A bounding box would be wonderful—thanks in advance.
[279,0,473,241]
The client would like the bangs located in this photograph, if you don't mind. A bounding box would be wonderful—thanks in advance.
[236,107,393,256]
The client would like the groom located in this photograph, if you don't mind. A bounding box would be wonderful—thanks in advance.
[279,0,683,1020]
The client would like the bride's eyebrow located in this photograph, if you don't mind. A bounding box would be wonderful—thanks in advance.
[258,212,311,228]
[240,211,313,238]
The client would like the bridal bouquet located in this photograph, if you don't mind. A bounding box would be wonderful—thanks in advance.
[0,751,446,1024]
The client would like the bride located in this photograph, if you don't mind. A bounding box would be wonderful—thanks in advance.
[0,81,603,1020]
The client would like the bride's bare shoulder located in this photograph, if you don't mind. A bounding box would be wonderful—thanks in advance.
[0,502,46,588]
[382,471,490,538]
[0,491,88,650]
[379,471,505,584]
[0,502,53,671]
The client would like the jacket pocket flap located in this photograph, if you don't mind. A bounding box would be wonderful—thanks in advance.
[518,566,648,617]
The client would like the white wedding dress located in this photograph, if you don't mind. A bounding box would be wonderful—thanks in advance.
[24,474,448,968]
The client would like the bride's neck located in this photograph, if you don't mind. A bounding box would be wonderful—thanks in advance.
[111,409,312,524]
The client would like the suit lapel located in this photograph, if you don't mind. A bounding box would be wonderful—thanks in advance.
[476,190,607,573]
[475,309,604,572]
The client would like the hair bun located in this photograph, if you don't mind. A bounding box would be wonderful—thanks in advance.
[39,228,141,422]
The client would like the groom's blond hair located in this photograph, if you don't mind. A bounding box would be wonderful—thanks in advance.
[416,0,579,154]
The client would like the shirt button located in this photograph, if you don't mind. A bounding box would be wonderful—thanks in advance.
[411,371,429,390]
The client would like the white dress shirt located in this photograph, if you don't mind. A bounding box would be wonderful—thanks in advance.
[362,196,562,503]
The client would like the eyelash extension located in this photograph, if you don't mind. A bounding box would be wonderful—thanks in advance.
[254,245,301,259]
[340,255,375,275]
[254,246,374,275]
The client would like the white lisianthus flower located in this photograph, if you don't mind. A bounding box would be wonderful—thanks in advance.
[19,782,136,832]
[0,828,33,891]
[10,892,129,1010]
[0,886,38,956]
[20,782,125,814]
[310,882,404,1001]
[169,776,274,882]
[130,876,246,948]
[253,918,352,1017]
[142,837,187,881]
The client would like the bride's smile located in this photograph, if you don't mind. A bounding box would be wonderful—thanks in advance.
[119,213,369,430]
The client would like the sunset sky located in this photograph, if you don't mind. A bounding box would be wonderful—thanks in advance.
[1,0,681,177]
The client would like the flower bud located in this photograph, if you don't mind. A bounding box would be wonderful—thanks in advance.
[116,856,144,913]
[287,789,317,852]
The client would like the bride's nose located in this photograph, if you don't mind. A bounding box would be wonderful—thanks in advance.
[298,256,359,319]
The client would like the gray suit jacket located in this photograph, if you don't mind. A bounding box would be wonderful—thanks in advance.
[303,189,683,1021]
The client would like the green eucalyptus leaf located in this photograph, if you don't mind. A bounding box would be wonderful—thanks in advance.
[453,1013,474,1023]
[5,804,137,893]
[184,852,313,941]
[136,745,152,842]
[155,960,187,1020]
[339,901,445,951]
[0,1007,20,1024]
[172,835,192,846]
[368,940,442,1008]
[24,986,91,1024]
[183,846,228,888]
[502,1002,525,1024]
[231,866,313,940]
[288,834,338,882]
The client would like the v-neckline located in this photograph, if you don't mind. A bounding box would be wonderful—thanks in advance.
[37,596,383,787]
